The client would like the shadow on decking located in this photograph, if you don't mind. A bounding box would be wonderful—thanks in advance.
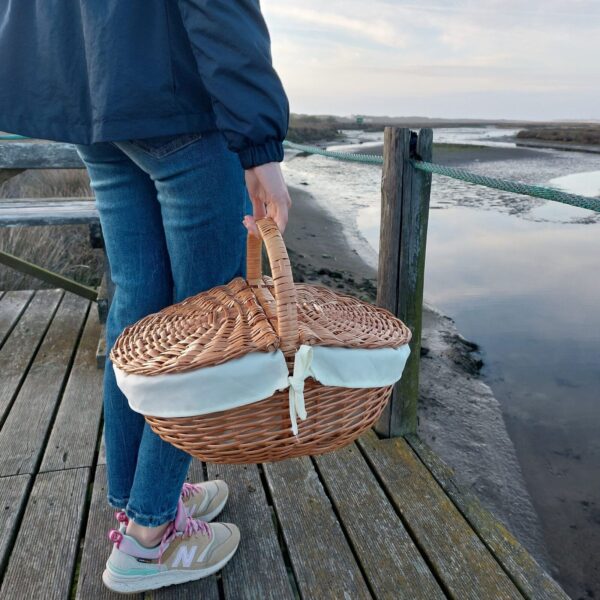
[0,289,568,599]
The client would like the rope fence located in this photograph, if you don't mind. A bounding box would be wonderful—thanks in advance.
[1,136,598,213]
[283,140,600,214]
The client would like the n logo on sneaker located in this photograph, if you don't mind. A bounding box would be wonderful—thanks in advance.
[171,544,198,568]
[170,540,215,568]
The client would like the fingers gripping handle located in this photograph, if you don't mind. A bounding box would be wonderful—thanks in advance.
[246,217,298,354]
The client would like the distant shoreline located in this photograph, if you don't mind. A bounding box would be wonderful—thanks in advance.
[294,138,551,165]
[514,138,600,154]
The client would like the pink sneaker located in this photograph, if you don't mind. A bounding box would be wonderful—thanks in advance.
[103,498,240,594]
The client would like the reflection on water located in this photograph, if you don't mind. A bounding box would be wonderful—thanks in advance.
[283,129,600,594]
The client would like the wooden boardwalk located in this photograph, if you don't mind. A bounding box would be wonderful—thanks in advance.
[0,289,569,600]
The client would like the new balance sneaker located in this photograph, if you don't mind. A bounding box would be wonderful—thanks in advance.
[181,481,229,521]
[102,498,240,594]
[113,480,229,531]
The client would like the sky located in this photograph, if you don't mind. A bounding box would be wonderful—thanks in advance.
[261,0,600,121]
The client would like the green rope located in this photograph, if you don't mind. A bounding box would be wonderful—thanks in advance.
[412,161,600,213]
[2,137,599,212]
[283,140,600,214]
[283,140,384,164]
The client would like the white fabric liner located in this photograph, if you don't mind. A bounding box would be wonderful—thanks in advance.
[114,343,411,435]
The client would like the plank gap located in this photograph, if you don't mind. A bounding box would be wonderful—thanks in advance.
[0,474,33,585]
[355,435,454,598]
[0,290,34,352]
[309,455,379,600]
[0,289,64,431]
[24,299,92,477]
[69,474,96,600]
[257,463,302,600]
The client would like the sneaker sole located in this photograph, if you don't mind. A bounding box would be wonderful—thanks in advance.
[101,541,238,594]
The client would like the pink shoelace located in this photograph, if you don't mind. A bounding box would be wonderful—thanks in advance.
[114,510,129,526]
[158,514,212,563]
[108,510,212,563]
[112,483,203,528]
[181,482,203,501]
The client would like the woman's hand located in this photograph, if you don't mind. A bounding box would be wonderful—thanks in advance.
[243,162,291,236]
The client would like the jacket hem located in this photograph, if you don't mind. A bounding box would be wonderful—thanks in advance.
[0,110,219,146]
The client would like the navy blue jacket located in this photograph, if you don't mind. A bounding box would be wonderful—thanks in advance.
[0,1,289,169]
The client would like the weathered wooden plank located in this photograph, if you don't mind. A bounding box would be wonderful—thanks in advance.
[75,465,142,600]
[0,198,98,226]
[406,434,569,600]
[0,474,30,577]
[376,127,433,437]
[0,141,84,169]
[206,462,296,600]
[264,457,372,600]
[0,292,89,476]
[40,308,104,472]
[358,431,523,600]
[151,460,220,600]
[314,444,445,599]
[0,289,63,425]
[1,468,90,600]
[0,289,33,349]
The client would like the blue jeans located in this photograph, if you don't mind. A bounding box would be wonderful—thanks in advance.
[75,130,250,527]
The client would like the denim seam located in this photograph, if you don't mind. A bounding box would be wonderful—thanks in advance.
[127,132,203,159]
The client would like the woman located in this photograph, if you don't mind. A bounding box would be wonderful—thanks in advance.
[0,1,291,593]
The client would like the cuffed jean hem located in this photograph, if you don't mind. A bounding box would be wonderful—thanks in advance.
[107,494,128,511]
[125,504,178,528]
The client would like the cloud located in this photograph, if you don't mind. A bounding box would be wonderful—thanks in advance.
[264,6,407,48]
[261,0,600,119]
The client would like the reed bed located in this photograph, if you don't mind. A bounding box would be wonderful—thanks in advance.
[0,168,104,290]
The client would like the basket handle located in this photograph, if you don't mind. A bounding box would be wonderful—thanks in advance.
[246,217,298,354]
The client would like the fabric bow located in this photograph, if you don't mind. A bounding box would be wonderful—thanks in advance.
[287,345,313,436]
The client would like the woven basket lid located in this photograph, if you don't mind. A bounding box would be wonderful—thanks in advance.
[110,218,411,377]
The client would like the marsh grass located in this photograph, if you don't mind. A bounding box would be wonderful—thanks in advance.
[0,168,104,290]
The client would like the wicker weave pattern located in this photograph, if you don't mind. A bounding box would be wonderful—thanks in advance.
[111,276,411,376]
[110,217,411,463]
[110,277,280,375]
[145,382,392,464]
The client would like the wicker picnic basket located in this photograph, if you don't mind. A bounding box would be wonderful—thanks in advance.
[110,217,411,464]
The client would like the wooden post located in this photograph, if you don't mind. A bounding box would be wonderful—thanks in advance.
[375,127,433,437]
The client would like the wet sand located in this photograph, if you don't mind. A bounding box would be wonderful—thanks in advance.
[283,184,552,573]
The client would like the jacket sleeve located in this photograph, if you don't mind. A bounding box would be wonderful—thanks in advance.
[176,0,289,169]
